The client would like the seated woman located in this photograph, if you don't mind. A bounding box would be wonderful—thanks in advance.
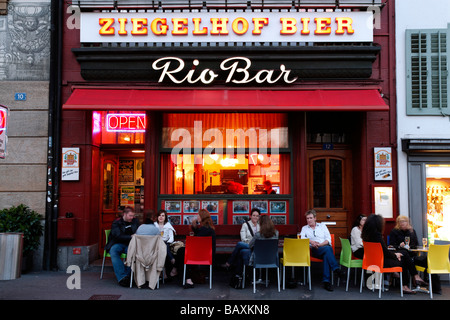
[350,214,366,259]
[154,209,177,267]
[248,215,279,264]
[390,215,438,291]
[224,208,261,276]
[361,214,424,294]
[173,209,216,289]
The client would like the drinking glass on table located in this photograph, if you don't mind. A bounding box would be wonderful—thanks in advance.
[422,237,427,249]
[405,236,410,249]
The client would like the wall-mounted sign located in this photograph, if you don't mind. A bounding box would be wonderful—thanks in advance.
[80,11,373,44]
[62,148,80,181]
[373,186,394,219]
[14,93,27,101]
[106,113,146,132]
[153,56,297,85]
[374,147,392,181]
[0,105,8,159]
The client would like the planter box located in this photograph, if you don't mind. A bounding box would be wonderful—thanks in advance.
[0,233,24,280]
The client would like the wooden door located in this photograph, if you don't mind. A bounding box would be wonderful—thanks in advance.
[308,149,353,254]
[99,153,119,256]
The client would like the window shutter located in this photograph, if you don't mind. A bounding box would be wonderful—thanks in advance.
[406,28,449,115]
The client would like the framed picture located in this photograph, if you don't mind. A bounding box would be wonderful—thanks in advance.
[249,165,261,176]
[232,201,249,214]
[270,201,286,213]
[211,215,218,225]
[249,177,263,194]
[270,215,286,225]
[168,215,181,225]
[119,159,134,184]
[184,200,200,213]
[232,215,248,225]
[372,185,394,220]
[165,201,182,213]
[183,215,197,225]
[202,200,219,213]
[251,200,268,213]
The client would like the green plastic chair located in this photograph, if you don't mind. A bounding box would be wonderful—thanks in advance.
[100,229,127,279]
[338,237,363,291]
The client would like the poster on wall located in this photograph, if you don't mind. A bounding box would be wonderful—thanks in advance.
[373,186,393,219]
[374,147,392,181]
[120,186,135,208]
[61,148,80,181]
[0,105,8,159]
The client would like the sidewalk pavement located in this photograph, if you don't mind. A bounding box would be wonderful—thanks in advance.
[1,262,449,317]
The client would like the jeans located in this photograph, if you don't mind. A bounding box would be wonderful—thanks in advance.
[237,248,251,276]
[311,245,339,283]
[110,243,130,282]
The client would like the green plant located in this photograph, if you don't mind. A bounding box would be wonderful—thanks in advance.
[0,204,44,255]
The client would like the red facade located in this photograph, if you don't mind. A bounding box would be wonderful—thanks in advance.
[57,2,397,256]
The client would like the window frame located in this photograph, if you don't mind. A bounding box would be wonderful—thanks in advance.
[406,26,449,115]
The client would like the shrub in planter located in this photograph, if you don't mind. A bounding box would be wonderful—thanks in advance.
[0,204,44,256]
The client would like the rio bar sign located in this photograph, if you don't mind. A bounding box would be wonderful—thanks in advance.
[80,11,373,43]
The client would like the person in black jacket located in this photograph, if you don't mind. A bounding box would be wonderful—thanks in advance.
[105,206,140,286]
[361,214,423,294]
[174,209,216,289]
[390,215,437,291]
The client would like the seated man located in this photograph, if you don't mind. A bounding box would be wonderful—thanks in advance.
[300,209,342,291]
[105,206,140,286]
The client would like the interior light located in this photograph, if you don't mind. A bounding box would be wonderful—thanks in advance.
[132,150,145,153]
[209,154,219,161]
[221,158,238,167]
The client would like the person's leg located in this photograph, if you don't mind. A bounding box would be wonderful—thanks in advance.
[235,248,251,276]
[109,243,129,282]
[227,242,249,266]
[312,246,339,284]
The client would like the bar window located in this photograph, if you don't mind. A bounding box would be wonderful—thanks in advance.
[160,113,290,195]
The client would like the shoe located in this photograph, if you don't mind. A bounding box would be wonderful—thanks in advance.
[415,279,429,287]
[333,268,345,277]
[323,282,333,291]
[118,276,130,287]
[183,283,194,289]
[403,287,417,294]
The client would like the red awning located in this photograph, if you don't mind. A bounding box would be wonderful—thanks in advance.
[62,88,388,111]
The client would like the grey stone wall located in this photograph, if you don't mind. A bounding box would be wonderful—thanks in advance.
[0,1,51,271]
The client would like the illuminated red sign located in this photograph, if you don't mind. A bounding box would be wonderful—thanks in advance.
[106,113,146,132]
[0,108,6,134]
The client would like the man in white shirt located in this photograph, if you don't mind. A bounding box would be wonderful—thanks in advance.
[300,209,342,291]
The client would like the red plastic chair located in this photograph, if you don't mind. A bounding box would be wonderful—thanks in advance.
[183,236,213,289]
[359,241,403,298]
[310,234,335,283]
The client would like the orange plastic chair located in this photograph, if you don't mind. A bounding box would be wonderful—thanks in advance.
[183,236,213,289]
[310,234,335,283]
[359,241,403,298]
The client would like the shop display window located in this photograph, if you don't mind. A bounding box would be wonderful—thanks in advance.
[160,113,290,195]
[426,164,450,243]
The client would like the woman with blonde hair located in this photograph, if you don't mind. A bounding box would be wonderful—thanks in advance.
[389,215,429,289]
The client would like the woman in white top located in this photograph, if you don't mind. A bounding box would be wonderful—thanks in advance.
[224,208,260,271]
[350,214,366,259]
[154,209,176,264]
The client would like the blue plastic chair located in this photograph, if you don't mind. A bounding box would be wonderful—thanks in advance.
[252,239,280,293]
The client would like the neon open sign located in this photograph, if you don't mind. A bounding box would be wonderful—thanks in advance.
[106,113,147,132]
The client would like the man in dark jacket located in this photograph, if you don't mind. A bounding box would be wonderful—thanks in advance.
[105,206,139,286]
